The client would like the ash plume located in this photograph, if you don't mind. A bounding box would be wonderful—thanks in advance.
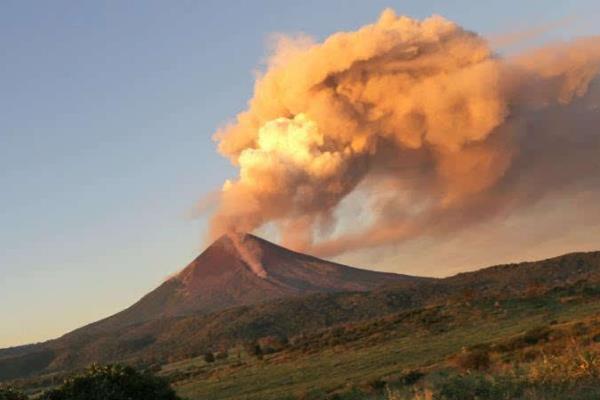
[208,9,600,258]
[227,232,267,278]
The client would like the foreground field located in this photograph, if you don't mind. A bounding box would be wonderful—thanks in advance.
[160,286,600,399]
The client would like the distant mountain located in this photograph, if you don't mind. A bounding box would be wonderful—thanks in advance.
[79,233,421,334]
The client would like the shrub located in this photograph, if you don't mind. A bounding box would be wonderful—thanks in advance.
[40,364,180,400]
[523,326,551,345]
[257,336,288,354]
[243,342,264,358]
[571,322,589,336]
[400,370,425,386]
[456,348,491,371]
[433,373,525,400]
[0,386,27,400]
[251,344,263,358]
[367,378,386,391]
[203,352,215,363]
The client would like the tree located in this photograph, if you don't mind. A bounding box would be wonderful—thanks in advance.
[0,386,27,400]
[40,364,180,400]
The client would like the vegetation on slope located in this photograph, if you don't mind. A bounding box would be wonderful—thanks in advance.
[164,283,600,400]
[0,385,27,400]
[39,364,180,400]
[4,251,600,399]
[9,282,600,399]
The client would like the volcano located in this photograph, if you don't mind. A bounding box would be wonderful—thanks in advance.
[83,233,421,333]
[3,243,600,381]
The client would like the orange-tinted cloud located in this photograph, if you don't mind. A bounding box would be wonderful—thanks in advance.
[207,9,600,258]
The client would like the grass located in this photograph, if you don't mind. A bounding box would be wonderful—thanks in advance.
[162,291,600,400]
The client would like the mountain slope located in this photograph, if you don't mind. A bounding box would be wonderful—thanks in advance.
[444,250,600,294]
[3,247,600,382]
[76,233,422,334]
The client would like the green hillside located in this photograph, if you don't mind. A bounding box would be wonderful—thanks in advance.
[167,284,600,399]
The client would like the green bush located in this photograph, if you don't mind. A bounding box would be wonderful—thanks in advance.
[40,364,180,400]
[433,373,525,400]
[0,386,27,400]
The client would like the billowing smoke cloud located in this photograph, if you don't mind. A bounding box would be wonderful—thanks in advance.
[208,9,600,258]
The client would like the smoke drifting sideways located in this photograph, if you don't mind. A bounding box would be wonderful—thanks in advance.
[207,9,600,259]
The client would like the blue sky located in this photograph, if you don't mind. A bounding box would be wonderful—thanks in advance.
[1,0,599,348]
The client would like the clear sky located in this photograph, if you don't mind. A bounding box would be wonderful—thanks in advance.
[2,0,600,348]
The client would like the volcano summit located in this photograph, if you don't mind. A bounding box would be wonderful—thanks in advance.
[82,233,421,334]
